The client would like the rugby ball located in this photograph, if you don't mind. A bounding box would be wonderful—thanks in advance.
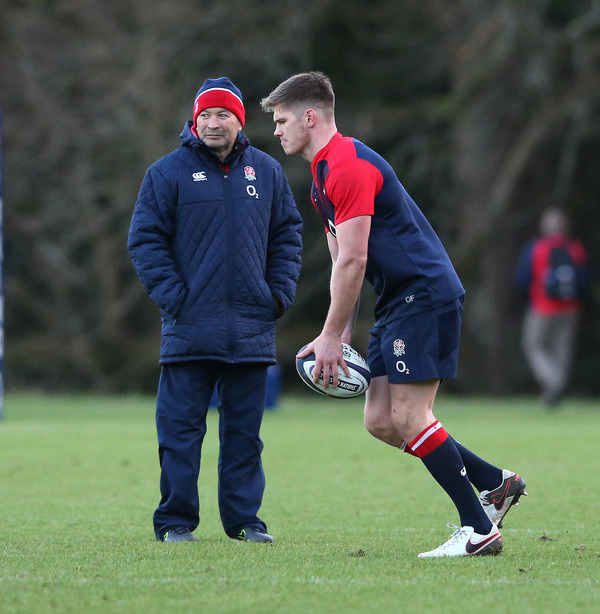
[296,343,371,399]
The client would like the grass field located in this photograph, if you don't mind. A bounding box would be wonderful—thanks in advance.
[1,391,599,613]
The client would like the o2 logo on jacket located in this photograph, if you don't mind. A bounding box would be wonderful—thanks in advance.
[247,185,260,199]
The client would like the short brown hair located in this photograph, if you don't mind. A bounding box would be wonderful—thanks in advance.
[260,71,335,119]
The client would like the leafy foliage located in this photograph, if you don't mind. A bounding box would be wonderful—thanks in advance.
[1,0,599,392]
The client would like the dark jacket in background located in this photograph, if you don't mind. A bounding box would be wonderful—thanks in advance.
[128,122,302,364]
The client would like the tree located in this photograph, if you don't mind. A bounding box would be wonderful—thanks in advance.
[0,0,598,394]
[428,0,600,392]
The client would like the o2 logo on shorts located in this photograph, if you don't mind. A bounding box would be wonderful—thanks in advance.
[395,361,410,375]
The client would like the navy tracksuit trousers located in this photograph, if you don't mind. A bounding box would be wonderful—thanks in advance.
[153,361,269,540]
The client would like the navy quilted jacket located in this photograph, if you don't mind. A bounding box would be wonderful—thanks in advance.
[128,122,302,364]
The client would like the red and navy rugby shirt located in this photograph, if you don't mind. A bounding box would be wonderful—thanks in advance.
[310,132,464,323]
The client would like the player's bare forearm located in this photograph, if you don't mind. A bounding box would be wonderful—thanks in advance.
[323,216,369,339]
[323,257,365,338]
[342,298,360,345]
[306,217,369,386]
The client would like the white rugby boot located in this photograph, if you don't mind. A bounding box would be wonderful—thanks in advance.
[418,523,503,558]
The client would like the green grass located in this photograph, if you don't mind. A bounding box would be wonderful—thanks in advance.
[1,392,599,613]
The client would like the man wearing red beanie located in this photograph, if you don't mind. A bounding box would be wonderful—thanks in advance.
[129,77,302,544]
[192,77,246,129]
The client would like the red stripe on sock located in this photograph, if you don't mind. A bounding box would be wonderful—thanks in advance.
[409,421,449,458]
[400,440,419,457]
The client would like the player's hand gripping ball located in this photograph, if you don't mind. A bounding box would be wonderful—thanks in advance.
[296,343,371,398]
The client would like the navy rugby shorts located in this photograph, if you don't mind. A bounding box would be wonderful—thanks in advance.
[367,297,463,384]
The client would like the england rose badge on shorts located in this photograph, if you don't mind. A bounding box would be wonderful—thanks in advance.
[393,339,406,356]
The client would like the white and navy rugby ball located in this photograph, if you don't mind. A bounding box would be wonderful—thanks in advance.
[296,343,371,399]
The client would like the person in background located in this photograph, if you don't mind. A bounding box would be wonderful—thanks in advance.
[516,206,590,407]
[261,71,526,558]
[128,77,302,543]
